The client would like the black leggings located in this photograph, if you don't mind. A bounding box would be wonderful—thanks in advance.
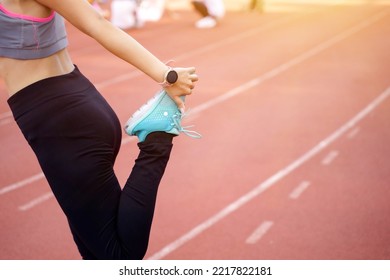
[7,66,173,259]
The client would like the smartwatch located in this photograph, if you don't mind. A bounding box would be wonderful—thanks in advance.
[160,67,178,87]
[166,69,178,84]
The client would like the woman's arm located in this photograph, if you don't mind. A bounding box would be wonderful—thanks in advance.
[35,0,197,109]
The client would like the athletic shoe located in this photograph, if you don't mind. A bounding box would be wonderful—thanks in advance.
[124,90,201,142]
[195,16,217,29]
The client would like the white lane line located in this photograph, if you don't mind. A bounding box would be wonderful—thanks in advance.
[0,111,12,120]
[18,192,54,211]
[0,111,13,127]
[0,118,12,126]
[173,16,297,62]
[246,221,274,245]
[0,173,45,196]
[95,71,141,90]
[321,150,339,165]
[94,15,298,90]
[289,181,311,199]
[148,86,390,260]
[347,127,360,139]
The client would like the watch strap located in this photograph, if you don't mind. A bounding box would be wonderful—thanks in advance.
[159,67,177,88]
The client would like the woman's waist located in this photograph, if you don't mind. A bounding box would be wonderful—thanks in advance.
[7,64,96,120]
[1,49,75,96]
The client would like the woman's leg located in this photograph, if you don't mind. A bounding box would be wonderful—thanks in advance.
[8,68,174,259]
[117,133,173,258]
[61,131,173,259]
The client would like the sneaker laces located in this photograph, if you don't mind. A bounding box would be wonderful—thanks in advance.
[172,111,202,139]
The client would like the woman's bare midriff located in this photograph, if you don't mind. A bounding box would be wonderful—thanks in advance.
[0,49,75,97]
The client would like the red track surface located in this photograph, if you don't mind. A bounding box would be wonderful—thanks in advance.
[1,2,389,260]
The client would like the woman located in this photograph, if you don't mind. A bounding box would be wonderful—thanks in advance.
[0,0,198,259]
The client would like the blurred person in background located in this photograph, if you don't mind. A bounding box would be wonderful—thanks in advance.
[249,0,264,13]
[110,0,166,29]
[110,0,143,29]
[191,0,225,28]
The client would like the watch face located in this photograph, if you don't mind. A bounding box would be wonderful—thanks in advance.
[166,70,178,84]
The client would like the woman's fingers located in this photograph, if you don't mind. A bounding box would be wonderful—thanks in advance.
[165,66,198,110]
[191,73,199,83]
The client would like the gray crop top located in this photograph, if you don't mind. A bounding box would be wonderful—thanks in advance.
[0,4,68,60]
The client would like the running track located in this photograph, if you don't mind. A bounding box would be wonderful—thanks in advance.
[0,1,389,260]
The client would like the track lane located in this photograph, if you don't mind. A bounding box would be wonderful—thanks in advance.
[149,88,390,259]
[0,3,389,259]
[144,6,390,259]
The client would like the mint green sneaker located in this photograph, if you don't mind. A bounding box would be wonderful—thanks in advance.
[124,90,202,142]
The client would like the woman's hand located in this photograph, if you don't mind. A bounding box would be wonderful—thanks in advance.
[164,67,199,112]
